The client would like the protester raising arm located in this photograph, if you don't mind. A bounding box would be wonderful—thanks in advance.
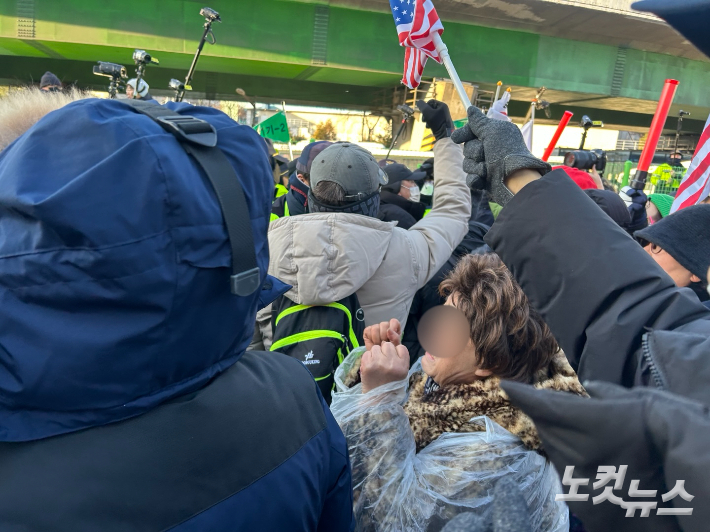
[405,100,472,286]
[332,100,471,328]
[451,107,710,403]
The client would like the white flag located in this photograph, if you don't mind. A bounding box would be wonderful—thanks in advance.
[521,119,533,151]
[487,90,511,122]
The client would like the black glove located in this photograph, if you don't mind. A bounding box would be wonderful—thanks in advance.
[450,106,551,206]
[620,186,649,233]
[416,100,453,141]
[419,157,434,180]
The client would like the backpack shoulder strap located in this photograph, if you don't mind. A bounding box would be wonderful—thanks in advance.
[121,100,259,296]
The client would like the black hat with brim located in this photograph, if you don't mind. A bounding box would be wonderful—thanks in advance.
[382,163,414,193]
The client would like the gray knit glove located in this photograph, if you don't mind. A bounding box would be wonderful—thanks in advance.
[450,106,552,206]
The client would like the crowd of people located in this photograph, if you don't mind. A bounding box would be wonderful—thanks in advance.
[0,0,709,531]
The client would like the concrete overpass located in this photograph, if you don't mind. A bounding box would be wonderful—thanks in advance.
[1,0,709,132]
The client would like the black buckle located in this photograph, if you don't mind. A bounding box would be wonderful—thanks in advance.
[156,115,217,147]
[231,267,261,296]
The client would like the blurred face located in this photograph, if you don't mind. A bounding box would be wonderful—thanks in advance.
[419,294,492,386]
[398,179,417,200]
[126,85,134,98]
[646,202,662,224]
[297,173,310,187]
[644,243,701,287]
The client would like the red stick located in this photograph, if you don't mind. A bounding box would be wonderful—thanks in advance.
[542,111,574,162]
[632,79,680,189]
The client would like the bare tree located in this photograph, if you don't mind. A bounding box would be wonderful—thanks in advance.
[363,115,382,142]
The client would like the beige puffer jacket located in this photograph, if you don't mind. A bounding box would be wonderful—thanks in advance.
[250,137,470,350]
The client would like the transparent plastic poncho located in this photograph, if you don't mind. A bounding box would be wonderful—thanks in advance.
[331,348,568,532]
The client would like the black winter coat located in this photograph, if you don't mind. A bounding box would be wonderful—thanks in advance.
[486,171,710,532]
[486,171,710,405]
[503,380,708,532]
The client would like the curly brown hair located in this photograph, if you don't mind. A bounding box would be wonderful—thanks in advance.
[439,253,558,383]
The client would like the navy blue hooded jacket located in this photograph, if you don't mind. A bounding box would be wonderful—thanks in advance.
[0,98,354,531]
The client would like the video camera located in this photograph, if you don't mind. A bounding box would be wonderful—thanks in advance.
[92,61,127,98]
[564,115,607,173]
[169,79,185,92]
[132,49,159,66]
[564,149,607,173]
[579,115,603,131]
[129,48,159,99]
[93,61,127,79]
[200,7,221,22]
[397,104,415,118]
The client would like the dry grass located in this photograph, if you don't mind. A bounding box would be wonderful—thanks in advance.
[0,87,90,151]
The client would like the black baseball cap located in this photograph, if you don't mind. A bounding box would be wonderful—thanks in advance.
[382,163,414,193]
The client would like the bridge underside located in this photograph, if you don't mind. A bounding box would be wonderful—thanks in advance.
[1,0,709,133]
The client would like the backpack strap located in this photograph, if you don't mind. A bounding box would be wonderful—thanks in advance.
[121,100,260,296]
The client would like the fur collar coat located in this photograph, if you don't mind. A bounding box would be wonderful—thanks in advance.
[403,351,586,452]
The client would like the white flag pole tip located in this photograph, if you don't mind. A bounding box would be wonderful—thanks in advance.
[432,32,472,109]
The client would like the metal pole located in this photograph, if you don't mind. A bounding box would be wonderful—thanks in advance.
[178,22,213,102]
[529,102,535,152]
[432,33,471,109]
[674,111,688,155]
[282,100,293,160]
[133,64,145,100]
[386,116,409,160]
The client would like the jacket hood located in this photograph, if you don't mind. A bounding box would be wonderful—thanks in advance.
[268,213,395,304]
[0,99,273,442]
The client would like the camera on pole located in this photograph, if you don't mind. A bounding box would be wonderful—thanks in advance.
[385,104,415,160]
[132,49,159,99]
[169,79,186,92]
[563,115,607,174]
[669,110,691,164]
[174,7,222,102]
[92,61,127,99]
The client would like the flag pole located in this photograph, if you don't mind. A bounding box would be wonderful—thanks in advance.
[529,101,535,152]
[432,32,472,109]
[281,100,293,160]
[494,81,503,103]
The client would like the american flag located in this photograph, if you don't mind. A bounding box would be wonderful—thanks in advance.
[670,113,710,213]
[389,0,444,89]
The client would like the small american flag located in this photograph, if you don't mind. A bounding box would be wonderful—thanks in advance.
[671,113,710,213]
[389,0,444,89]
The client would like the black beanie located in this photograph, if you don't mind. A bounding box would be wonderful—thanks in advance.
[635,204,710,282]
[40,71,62,89]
